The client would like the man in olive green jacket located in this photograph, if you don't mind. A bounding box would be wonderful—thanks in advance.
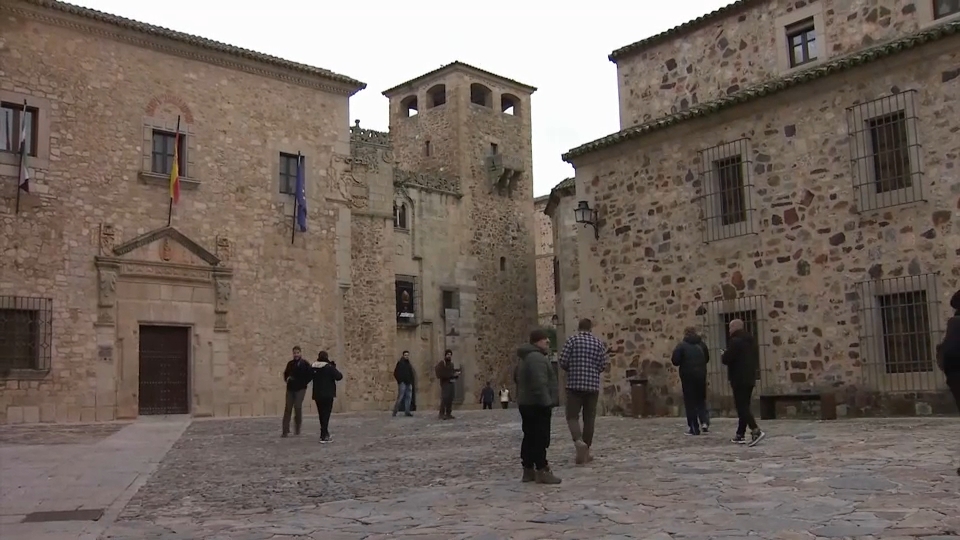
[514,328,561,485]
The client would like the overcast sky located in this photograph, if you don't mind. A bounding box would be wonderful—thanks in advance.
[72,0,731,197]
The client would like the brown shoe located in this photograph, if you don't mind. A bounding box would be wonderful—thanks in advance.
[535,467,561,484]
[521,467,535,483]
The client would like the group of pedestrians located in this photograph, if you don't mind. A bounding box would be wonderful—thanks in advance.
[280,346,343,443]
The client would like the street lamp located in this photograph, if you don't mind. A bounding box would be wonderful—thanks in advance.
[574,200,599,239]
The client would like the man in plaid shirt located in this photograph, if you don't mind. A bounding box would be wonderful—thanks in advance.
[558,318,609,464]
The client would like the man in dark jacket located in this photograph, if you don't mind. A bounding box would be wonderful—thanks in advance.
[480,382,495,409]
[281,346,313,437]
[311,351,343,443]
[672,327,710,435]
[392,351,415,417]
[939,289,960,476]
[434,350,460,420]
[515,328,561,485]
[721,319,765,446]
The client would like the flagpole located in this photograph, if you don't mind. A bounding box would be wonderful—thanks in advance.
[167,116,181,227]
[15,100,27,215]
[291,152,301,245]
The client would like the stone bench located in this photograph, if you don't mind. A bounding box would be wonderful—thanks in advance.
[759,392,837,421]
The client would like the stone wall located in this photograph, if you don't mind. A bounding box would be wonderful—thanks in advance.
[533,195,556,324]
[0,4,357,422]
[570,38,960,417]
[614,0,945,128]
[548,194,583,346]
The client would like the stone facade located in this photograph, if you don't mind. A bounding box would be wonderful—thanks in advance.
[612,0,960,128]
[0,1,538,423]
[543,179,581,346]
[563,1,960,417]
[533,195,556,325]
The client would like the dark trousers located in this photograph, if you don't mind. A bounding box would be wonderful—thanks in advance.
[947,373,960,412]
[482,402,492,409]
[439,382,455,416]
[565,389,599,446]
[519,404,552,470]
[501,402,509,409]
[681,376,709,433]
[732,384,759,436]
[282,389,306,434]
[315,397,334,438]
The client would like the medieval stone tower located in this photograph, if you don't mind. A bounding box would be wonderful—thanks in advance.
[383,62,539,398]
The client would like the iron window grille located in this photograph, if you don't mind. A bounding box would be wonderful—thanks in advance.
[279,152,300,195]
[396,275,420,326]
[934,0,960,19]
[696,138,757,243]
[845,90,924,212]
[150,129,185,176]
[855,273,945,392]
[786,18,818,67]
[699,295,769,396]
[0,296,53,375]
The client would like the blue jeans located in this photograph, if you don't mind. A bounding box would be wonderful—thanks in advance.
[393,383,413,414]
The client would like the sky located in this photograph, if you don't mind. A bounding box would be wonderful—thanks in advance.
[72,0,732,197]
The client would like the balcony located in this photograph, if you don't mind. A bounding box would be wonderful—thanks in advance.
[484,153,524,196]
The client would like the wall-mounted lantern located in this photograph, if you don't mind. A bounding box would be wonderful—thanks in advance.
[574,200,599,239]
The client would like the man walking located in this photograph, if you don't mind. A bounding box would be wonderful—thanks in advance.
[392,351,415,417]
[434,349,459,420]
[671,327,710,435]
[558,318,609,465]
[480,382,495,410]
[281,346,313,437]
[311,351,343,443]
[937,289,960,475]
[515,328,561,484]
[721,319,766,446]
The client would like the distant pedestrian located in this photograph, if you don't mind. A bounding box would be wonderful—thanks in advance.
[558,318,609,465]
[499,386,510,409]
[671,326,710,435]
[392,351,415,417]
[311,351,343,443]
[480,382,495,409]
[515,328,561,484]
[434,349,460,420]
[281,346,313,437]
[721,319,766,446]
[937,289,960,475]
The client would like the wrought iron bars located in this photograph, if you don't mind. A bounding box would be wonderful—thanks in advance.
[696,138,758,243]
[698,295,769,397]
[0,296,53,373]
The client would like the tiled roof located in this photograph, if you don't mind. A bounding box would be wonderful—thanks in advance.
[551,177,576,192]
[16,0,367,93]
[543,177,576,217]
[382,61,537,97]
[565,20,960,162]
[608,0,761,62]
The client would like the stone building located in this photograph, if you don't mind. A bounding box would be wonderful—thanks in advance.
[533,195,557,326]
[559,0,960,417]
[0,0,538,424]
[543,178,581,346]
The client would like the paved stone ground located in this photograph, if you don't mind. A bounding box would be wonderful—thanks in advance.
[101,411,960,540]
[4,410,960,539]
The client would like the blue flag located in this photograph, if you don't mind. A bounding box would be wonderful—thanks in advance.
[295,154,307,232]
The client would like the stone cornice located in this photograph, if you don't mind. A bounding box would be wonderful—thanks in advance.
[5,0,367,96]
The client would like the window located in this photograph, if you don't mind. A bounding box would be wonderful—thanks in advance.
[490,143,499,155]
[279,153,300,195]
[151,130,185,176]
[878,290,933,374]
[424,140,431,157]
[401,95,419,117]
[396,277,418,325]
[786,18,817,67]
[846,90,923,212]
[697,138,756,242]
[470,83,492,107]
[720,310,762,382]
[553,257,560,295]
[501,94,520,116]
[715,156,747,226]
[0,296,53,374]
[0,102,38,156]
[934,0,960,18]
[394,202,408,229]
[700,295,768,395]
[442,289,460,311]
[499,257,506,271]
[427,85,446,108]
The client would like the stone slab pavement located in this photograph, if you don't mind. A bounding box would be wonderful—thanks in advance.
[0,416,190,540]
[3,410,960,539]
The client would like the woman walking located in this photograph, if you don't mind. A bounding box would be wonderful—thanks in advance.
[311,351,343,444]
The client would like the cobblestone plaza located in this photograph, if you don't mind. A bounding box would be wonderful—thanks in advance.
[1,410,959,539]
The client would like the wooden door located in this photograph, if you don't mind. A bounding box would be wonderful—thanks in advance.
[138,325,190,415]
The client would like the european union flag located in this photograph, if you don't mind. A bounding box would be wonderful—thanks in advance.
[295,154,307,232]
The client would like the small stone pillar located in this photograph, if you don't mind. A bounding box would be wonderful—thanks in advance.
[628,378,649,418]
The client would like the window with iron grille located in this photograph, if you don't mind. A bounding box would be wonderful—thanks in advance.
[279,152,300,195]
[786,18,817,67]
[0,296,53,374]
[150,129,185,176]
[396,275,419,326]
[934,0,960,19]
[697,138,756,242]
[699,295,768,394]
[846,91,924,212]
[0,102,39,156]
[855,274,943,391]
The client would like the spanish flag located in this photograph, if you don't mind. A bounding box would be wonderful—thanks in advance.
[169,132,181,204]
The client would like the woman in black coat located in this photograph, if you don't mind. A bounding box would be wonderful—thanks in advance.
[938,289,960,476]
[311,351,343,443]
